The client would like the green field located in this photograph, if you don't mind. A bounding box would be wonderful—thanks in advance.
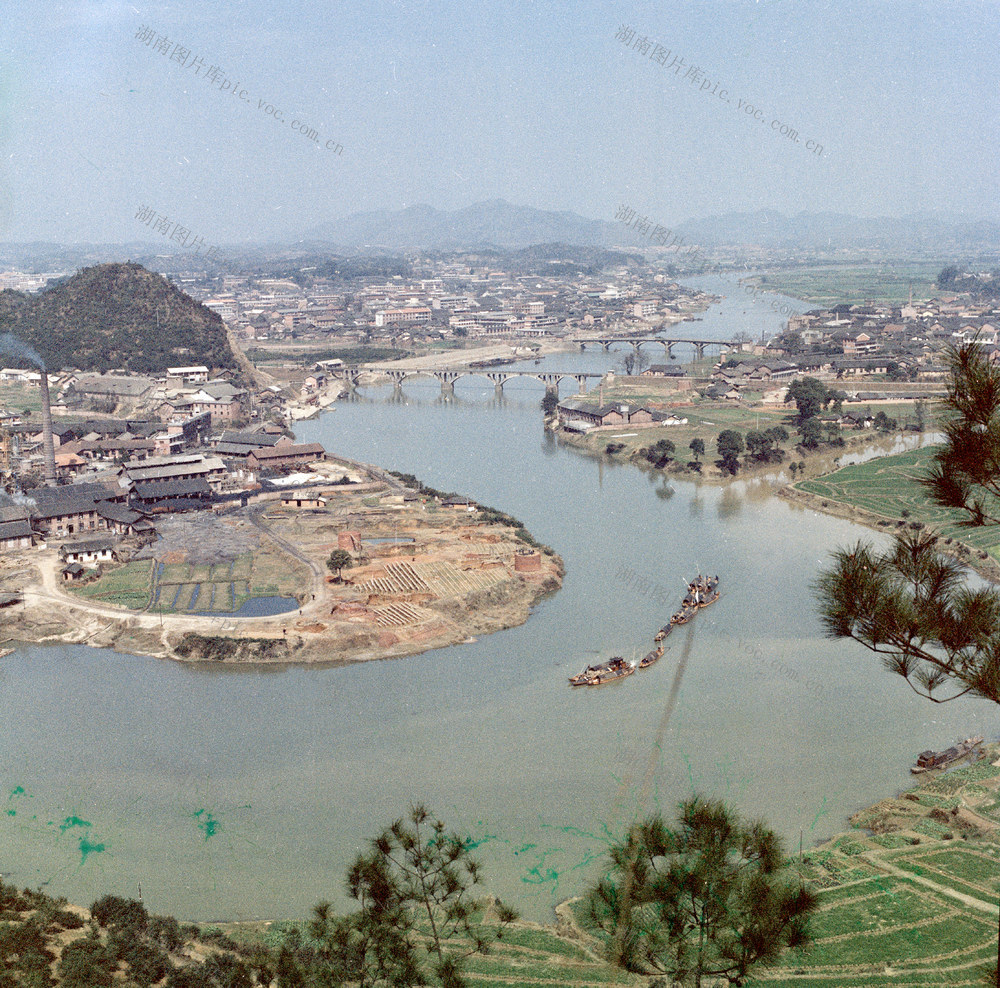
[555,747,1000,987]
[798,445,1000,558]
[69,549,305,614]
[745,263,943,305]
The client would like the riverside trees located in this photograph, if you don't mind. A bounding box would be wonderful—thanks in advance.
[921,340,1000,526]
[815,339,1000,984]
[299,805,517,988]
[586,796,816,986]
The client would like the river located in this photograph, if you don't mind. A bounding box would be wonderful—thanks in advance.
[0,276,990,922]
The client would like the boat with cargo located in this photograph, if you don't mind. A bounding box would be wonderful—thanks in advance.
[569,656,636,686]
[911,735,984,774]
[639,645,664,669]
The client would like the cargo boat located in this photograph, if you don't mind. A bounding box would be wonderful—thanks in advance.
[639,645,664,668]
[569,656,636,686]
[911,735,984,774]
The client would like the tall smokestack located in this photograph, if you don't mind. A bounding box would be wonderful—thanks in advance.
[39,371,56,487]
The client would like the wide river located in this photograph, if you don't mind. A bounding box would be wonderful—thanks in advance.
[1,276,990,922]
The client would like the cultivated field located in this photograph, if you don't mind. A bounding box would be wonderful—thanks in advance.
[798,446,1000,560]
[566,748,1000,987]
[742,263,942,305]
[69,547,308,614]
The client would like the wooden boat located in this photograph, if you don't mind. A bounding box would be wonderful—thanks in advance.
[670,606,697,625]
[911,735,984,774]
[654,624,673,642]
[697,589,720,608]
[569,662,607,686]
[0,647,12,659]
[639,645,664,669]
[569,656,636,686]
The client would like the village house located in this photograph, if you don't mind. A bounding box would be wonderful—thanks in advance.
[556,400,626,430]
[128,477,213,514]
[120,453,228,491]
[281,493,327,509]
[0,506,33,551]
[59,537,118,565]
[641,364,687,378]
[246,442,327,471]
[61,562,86,582]
[166,366,210,384]
[27,482,122,537]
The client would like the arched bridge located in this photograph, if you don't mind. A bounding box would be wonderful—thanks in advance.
[340,366,604,394]
[572,337,733,359]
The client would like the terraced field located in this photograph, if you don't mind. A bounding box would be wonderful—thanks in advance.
[562,749,1000,987]
[357,559,510,599]
[798,446,1000,558]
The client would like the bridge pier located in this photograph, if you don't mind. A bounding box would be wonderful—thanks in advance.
[601,341,612,352]
[485,372,511,394]
[386,369,407,390]
[574,374,588,394]
[694,343,706,360]
[433,370,461,393]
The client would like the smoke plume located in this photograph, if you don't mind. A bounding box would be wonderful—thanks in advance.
[0,333,45,370]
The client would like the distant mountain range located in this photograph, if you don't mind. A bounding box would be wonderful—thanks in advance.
[304,200,617,251]
[3,202,999,267]
[305,199,1000,254]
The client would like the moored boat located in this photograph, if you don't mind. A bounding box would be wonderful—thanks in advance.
[911,735,984,773]
[670,606,697,625]
[654,624,673,641]
[697,589,720,608]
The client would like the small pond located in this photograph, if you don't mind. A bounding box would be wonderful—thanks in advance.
[191,595,300,618]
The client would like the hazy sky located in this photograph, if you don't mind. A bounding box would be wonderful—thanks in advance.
[2,0,998,243]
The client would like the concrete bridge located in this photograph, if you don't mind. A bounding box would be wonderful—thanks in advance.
[341,366,604,394]
[572,337,733,359]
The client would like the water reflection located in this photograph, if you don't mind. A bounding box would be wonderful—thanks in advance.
[717,486,743,519]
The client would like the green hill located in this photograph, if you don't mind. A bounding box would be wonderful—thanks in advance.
[0,262,237,374]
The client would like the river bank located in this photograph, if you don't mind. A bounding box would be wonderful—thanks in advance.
[781,445,1000,583]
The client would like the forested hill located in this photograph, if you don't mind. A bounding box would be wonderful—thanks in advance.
[0,263,237,373]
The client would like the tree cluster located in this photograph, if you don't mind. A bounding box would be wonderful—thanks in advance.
[784,377,843,424]
[0,807,516,988]
[0,263,238,374]
[937,265,1000,300]
[716,429,744,475]
[640,438,676,467]
[745,426,789,463]
[586,797,816,987]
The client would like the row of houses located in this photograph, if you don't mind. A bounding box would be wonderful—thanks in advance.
[556,399,688,432]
